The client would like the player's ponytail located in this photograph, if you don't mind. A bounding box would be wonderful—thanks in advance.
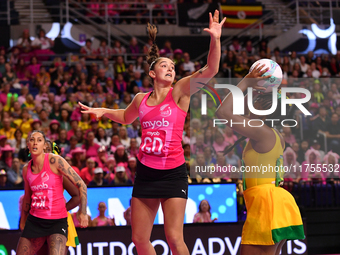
[146,23,160,71]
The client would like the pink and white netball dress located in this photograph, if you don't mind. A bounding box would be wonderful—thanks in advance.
[137,87,187,169]
[27,153,67,219]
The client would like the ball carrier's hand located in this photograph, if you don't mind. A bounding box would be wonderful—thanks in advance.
[245,64,271,91]
[78,102,106,120]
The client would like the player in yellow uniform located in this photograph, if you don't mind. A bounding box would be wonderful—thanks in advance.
[216,64,304,255]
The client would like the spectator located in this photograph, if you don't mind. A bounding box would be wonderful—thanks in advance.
[0,169,13,189]
[80,39,97,59]
[283,147,300,182]
[97,39,111,59]
[93,127,110,148]
[80,157,97,185]
[312,80,324,103]
[126,156,137,183]
[312,106,331,139]
[35,84,49,104]
[17,86,29,106]
[282,126,296,146]
[6,157,23,187]
[193,200,217,223]
[0,55,5,76]
[63,135,80,156]
[114,144,128,167]
[38,109,51,133]
[229,37,241,54]
[224,126,238,145]
[140,76,152,93]
[15,58,29,82]
[212,129,229,154]
[182,52,195,74]
[104,155,116,183]
[92,202,114,226]
[99,57,114,79]
[55,129,69,149]
[35,66,51,87]
[0,118,16,140]
[225,149,241,169]
[0,83,11,107]
[16,29,32,58]
[112,40,126,55]
[13,108,33,139]
[11,101,22,120]
[299,55,309,74]
[128,37,140,60]
[82,131,100,158]
[289,51,300,67]
[88,168,109,187]
[203,146,216,165]
[0,144,15,172]
[31,119,42,133]
[323,151,340,180]
[27,56,41,81]
[311,139,325,162]
[326,113,340,154]
[243,39,256,57]
[111,163,132,185]
[8,129,26,156]
[66,119,78,140]
[114,55,126,74]
[3,63,20,88]
[31,29,55,61]
[233,55,248,78]
[301,148,322,181]
[297,140,309,164]
[310,62,320,78]
[133,56,144,74]
[79,112,91,131]
[0,135,7,150]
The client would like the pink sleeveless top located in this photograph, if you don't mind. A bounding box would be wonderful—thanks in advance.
[95,216,112,226]
[137,87,187,169]
[27,153,67,219]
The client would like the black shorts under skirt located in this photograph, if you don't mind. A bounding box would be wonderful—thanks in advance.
[132,159,188,199]
[21,214,68,239]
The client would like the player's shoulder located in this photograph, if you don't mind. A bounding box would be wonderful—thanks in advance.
[132,92,148,105]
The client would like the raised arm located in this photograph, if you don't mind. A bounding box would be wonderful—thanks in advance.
[173,10,226,99]
[215,64,273,142]
[78,93,145,124]
[49,154,88,227]
[19,165,31,231]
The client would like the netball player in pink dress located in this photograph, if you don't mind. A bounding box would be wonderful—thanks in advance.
[16,131,88,255]
[79,10,225,255]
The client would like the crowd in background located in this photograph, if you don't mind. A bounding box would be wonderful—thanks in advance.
[0,29,339,219]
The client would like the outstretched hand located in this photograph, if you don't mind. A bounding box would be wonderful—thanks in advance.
[204,10,226,39]
[78,102,105,120]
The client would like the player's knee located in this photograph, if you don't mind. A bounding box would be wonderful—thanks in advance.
[131,233,149,247]
[165,231,184,249]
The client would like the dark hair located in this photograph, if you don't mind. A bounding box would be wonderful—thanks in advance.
[30,130,46,142]
[146,23,160,70]
[114,147,128,163]
[223,93,288,155]
[84,130,95,150]
[86,39,92,44]
[95,127,107,141]
[198,200,211,216]
[45,138,61,155]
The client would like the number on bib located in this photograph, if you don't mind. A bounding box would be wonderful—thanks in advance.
[140,130,166,156]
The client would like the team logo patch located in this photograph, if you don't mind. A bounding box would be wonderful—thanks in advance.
[160,104,172,117]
